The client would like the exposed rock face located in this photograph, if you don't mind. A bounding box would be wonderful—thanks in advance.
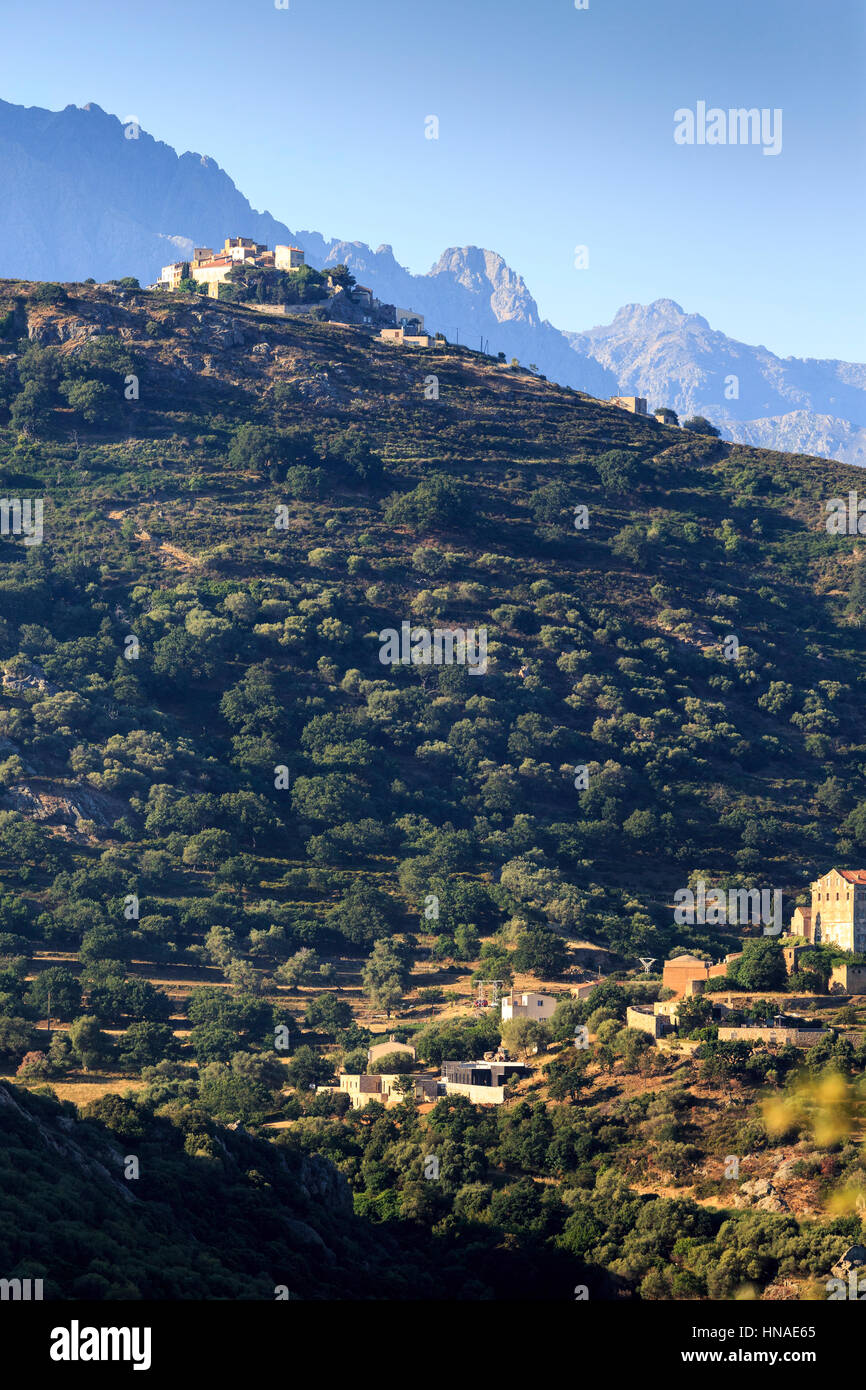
[429,247,541,327]
[772,1157,803,1181]
[830,1244,866,1279]
[1,780,118,830]
[736,1178,790,1212]
[0,1083,135,1203]
[0,1081,372,1299]
[566,299,866,464]
[2,663,60,695]
[295,1152,354,1219]
[761,1279,805,1300]
[730,411,866,467]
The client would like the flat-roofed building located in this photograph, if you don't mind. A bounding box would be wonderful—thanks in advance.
[379,327,434,347]
[501,991,556,1023]
[339,1072,437,1110]
[160,260,189,290]
[440,1061,529,1105]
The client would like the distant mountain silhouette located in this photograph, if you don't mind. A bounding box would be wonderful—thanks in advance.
[567,300,866,465]
[1,98,863,462]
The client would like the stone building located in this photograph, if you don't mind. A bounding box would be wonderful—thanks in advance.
[274,245,305,271]
[379,326,434,347]
[830,963,866,994]
[626,1004,673,1039]
[717,1015,828,1047]
[159,260,189,290]
[802,869,866,951]
[339,1072,437,1110]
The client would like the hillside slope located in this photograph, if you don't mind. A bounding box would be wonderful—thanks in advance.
[3,281,866,1300]
[0,279,865,970]
[1,98,863,461]
[0,1080,581,1299]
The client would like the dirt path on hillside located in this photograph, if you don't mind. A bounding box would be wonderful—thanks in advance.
[106,508,200,569]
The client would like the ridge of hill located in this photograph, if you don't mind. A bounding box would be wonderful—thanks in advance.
[1,98,864,462]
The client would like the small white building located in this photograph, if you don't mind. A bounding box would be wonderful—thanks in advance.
[501,991,556,1023]
[379,326,434,347]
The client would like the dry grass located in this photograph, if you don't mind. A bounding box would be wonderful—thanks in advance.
[0,1073,149,1105]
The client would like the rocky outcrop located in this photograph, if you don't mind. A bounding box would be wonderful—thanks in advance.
[0,1083,135,1203]
[736,1178,790,1212]
[2,780,118,829]
[2,661,60,695]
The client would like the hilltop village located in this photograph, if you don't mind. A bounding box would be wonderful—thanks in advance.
[154,234,434,342]
[154,236,670,389]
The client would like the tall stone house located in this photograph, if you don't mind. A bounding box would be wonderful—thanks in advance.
[794,868,866,951]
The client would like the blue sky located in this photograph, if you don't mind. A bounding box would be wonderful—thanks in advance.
[1,0,863,359]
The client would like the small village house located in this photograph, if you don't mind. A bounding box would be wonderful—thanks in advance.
[379,326,434,347]
[501,991,556,1023]
[570,980,606,1001]
[662,953,741,999]
[339,1072,437,1110]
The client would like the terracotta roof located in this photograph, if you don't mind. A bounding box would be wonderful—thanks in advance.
[839,870,866,883]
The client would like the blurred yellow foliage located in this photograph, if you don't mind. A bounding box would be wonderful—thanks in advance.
[763,1071,864,1148]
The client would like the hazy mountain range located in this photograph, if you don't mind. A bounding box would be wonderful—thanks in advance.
[1,97,864,464]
